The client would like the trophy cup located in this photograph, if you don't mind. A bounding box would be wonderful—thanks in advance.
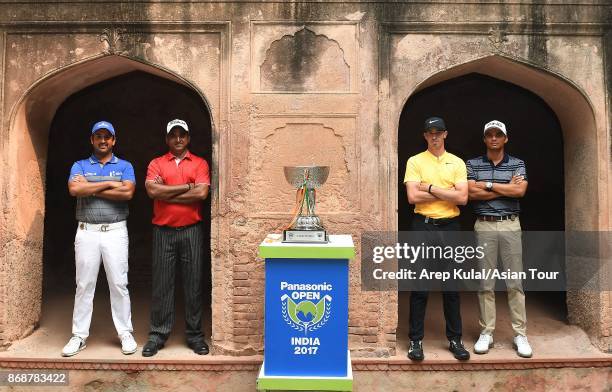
[283,166,329,243]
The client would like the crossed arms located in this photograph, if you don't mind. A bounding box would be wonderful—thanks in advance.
[145,176,209,204]
[468,175,527,201]
[406,181,468,206]
[68,175,135,201]
[67,174,208,204]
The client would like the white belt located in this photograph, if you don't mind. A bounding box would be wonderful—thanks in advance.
[78,221,126,232]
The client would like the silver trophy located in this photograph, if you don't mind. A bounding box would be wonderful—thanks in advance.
[283,166,329,243]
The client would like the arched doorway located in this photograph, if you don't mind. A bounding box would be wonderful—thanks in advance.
[394,55,602,354]
[398,73,564,231]
[3,55,216,354]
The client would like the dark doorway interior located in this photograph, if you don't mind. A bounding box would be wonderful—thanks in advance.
[398,73,564,231]
[42,71,213,338]
[397,73,567,347]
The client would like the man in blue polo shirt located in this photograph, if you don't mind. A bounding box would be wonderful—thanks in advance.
[466,120,532,358]
[61,121,138,357]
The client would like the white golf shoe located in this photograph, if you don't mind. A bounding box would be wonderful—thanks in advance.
[513,335,533,358]
[474,334,494,354]
[120,332,138,355]
[61,336,86,357]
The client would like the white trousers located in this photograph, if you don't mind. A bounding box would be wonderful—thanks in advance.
[72,224,133,339]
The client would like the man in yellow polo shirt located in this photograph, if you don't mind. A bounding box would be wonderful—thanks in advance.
[403,116,469,361]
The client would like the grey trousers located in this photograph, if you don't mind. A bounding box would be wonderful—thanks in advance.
[148,223,204,344]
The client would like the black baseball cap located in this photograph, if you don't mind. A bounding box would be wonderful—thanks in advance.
[423,117,446,132]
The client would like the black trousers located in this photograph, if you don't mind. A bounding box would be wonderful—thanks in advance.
[408,216,462,341]
[148,223,204,344]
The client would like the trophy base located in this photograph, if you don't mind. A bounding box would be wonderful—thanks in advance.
[283,230,328,243]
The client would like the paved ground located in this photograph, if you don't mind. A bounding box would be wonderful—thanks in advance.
[1,290,607,362]
[394,291,607,361]
[3,288,217,361]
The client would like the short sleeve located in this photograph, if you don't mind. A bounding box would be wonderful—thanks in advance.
[454,159,468,183]
[516,160,528,181]
[195,159,211,185]
[146,159,161,182]
[68,161,83,182]
[122,161,136,183]
[466,160,476,181]
[403,158,420,183]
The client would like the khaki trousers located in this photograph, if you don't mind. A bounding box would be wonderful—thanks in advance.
[475,217,527,336]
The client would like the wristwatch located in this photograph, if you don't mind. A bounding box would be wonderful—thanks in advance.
[485,181,493,191]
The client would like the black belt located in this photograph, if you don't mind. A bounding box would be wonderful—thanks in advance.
[415,214,457,226]
[477,214,518,222]
[154,222,200,231]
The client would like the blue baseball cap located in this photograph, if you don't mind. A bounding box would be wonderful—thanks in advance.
[91,121,115,136]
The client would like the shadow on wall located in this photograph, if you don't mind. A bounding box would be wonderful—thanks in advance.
[42,71,212,295]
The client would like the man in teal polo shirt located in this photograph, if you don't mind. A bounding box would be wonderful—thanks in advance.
[62,121,137,357]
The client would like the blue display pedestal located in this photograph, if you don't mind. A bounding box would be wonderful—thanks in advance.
[257,234,355,391]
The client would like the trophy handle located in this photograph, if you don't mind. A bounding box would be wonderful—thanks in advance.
[284,187,306,230]
[306,188,316,216]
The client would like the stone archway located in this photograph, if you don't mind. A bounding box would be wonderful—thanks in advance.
[393,54,607,349]
[1,55,217,348]
[398,72,565,232]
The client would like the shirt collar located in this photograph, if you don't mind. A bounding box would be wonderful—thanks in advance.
[426,150,447,161]
[482,153,509,164]
[89,154,118,165]
[165,150,192,161]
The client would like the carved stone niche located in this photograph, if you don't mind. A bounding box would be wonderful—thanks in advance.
[248,115,359,217]
[251,22,359,93]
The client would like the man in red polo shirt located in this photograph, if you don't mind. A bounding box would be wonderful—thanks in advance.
[142,119,210,357]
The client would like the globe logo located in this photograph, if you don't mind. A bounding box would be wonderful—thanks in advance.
[295,301,318,323]
[281,294,332,335]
